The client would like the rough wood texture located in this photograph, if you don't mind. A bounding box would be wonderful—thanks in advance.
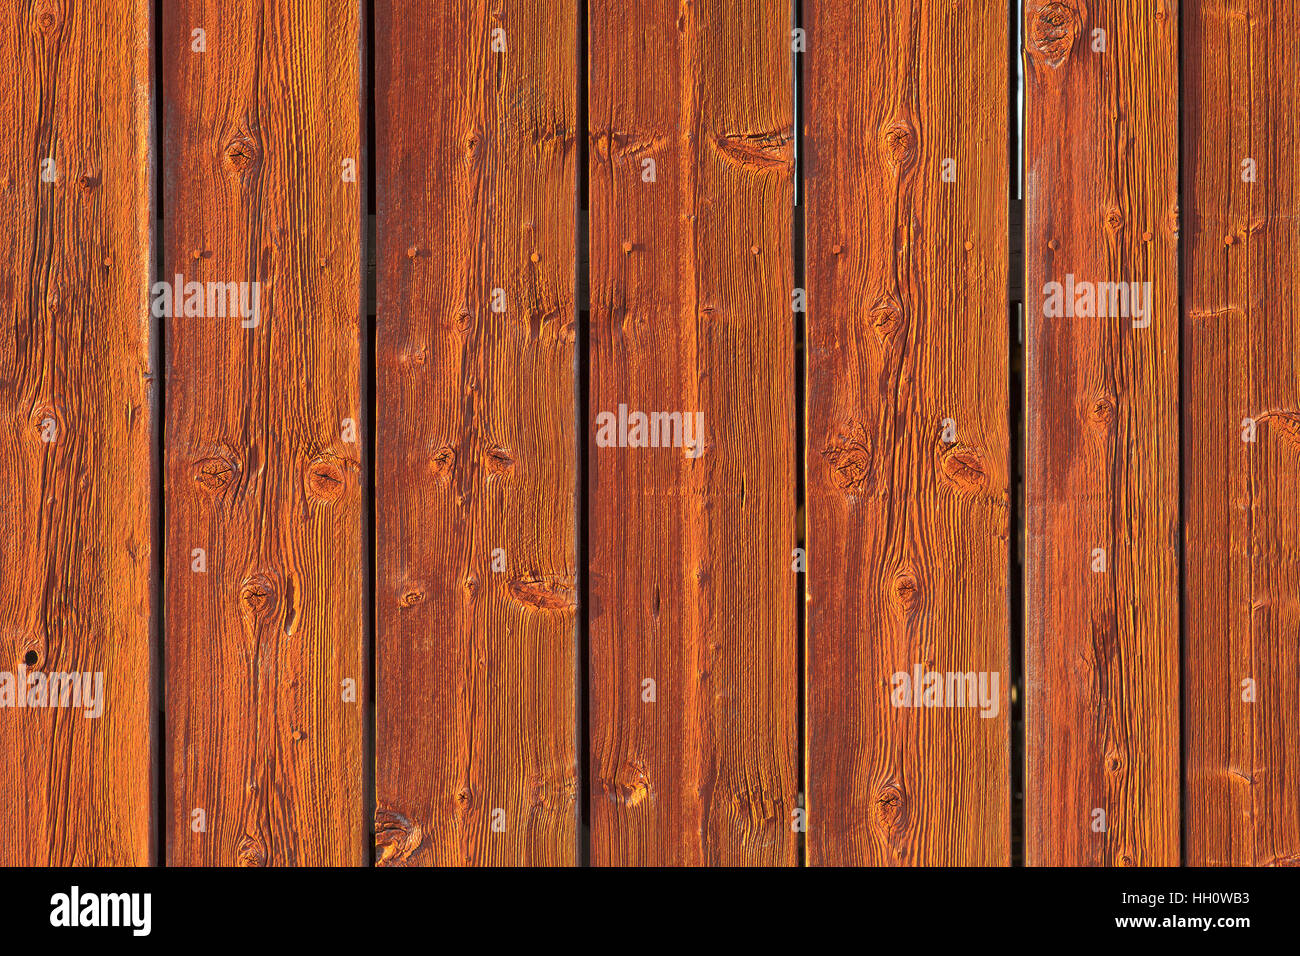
[588,0,797,866]
[805,0,1011,866]
[374,0,578,866]
[163,0,365,866]
[1023,0,1180,865]
[0,0,154,867]
[1184,0,1300,866]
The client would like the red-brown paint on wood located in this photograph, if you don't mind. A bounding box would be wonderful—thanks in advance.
[588,0,798,866]
[1023,0,1180,865]
[805,0,1011,866]
[163,0,366,866]
[0,0,155,867]
[1184,0,1300,866]
[374,0,579,866]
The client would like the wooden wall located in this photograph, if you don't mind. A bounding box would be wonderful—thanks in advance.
[1,0,1297,868]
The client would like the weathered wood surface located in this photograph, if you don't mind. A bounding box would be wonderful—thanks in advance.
[1022,0,1180,865]
[374,0,579,866]
[0,0,155,867]
[588,0,798,866]
[805,0,1011,866]
[1184,0,1300,867]
[163,0,366,866]
[14,0,1300,872]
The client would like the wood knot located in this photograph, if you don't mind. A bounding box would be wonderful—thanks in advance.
[484,444,516,476]
[238,573,278,620]
[874,784,908,830]
[305,453,347,502]
[891,572,920,613]
[194,451,239,493]
[430,445,457,484]
[869,294,906,341]
[940,445,987,491]
[464,127,483,163]
[1263,411,1300,450]
[822,420,873,492]
[223,133,261,174]
[77,173,98,192]
[880,121,917,169]
[1104,206,1125,232]
[375,808,425,866]
[507,575,577,611]
[1031,2,1080,68]
[398,586,425,609]
[236,834,267,867]
[401,343,428,366]
[711,130,794,173]
[1090,394,1116,425]
[30,405,58,440]
[35,2,61,35]
[454,785,474,808]
[613,761,650,808]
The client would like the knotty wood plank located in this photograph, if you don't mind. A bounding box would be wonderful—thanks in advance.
[1023,0,1179,865]
[163,0,365,866]
[805,0,1011,866]
[0,0,155,867]
[1184,0,1300,866]
[588,0,797,866]
[374,0,578,866]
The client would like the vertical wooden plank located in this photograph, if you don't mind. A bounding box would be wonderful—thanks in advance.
[1185,0,1300,866]
[0,0,154,866]
[374,1,578,866]
[1023,0,1179,865]
[163,0,366,865]
[805,0,1011,866]
[588,0,797,865]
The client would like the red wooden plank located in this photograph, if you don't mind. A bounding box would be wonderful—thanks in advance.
[1184,0,1300,866]
[805,0,1012,866]
[163,0,367,866]
[588,0,798,865]
[374,0,579,866]
[1023,0,1180,866]
[0,0,156,866]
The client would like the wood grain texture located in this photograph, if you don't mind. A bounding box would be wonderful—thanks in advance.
[163,0,365,866]
[588,0,797,866]
[805,0,1011,866]
[0,0,155,867]
[1184,0,1300,866]
[374,0,578,866]
[1023,0,1179,865]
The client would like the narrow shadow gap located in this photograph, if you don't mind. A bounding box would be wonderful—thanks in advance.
[1009,0,1026,867]
[364,0,378,867]
[576,0,592,868]
[1176,2,1187,870]
[152,0,167,870]
[791,0,807,869]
